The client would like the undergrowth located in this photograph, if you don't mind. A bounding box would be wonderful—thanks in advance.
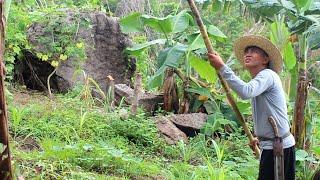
[8,85,259,179]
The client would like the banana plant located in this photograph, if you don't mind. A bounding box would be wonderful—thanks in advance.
[269,14,297,100]
[120,8,227,113]
[242,0,320,149]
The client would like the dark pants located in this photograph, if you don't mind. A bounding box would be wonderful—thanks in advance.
[258,146,295,180]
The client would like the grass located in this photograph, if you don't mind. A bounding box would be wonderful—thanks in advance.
[7,86,263,179]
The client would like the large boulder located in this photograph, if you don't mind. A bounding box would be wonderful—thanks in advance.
[27,10,134,92]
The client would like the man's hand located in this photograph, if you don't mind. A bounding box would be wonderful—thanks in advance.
[207,52,225,70]
[249,137,259,152]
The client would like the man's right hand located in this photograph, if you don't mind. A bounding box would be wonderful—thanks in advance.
[249,137,259,151]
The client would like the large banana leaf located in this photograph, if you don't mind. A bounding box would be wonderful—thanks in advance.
[126,39,166,56]
[292,0,313,13]
[120,10,191,35]
[148,44,188,88]
[186,86,214,100]
[187,25,227,51]
[189,53,217,84]
[147,48,172,89]
[141,10,191,35]
[207,25,227,42]
[270,16,296,70]
[306,18,320,50]
[188,33,206,51]
[141,14,174,34]
[172,10,193,33]
[306,1,320,14]
[242,0,284,20]
[120,12,144,34]
[283,42,297,70]
[148,73,164,89]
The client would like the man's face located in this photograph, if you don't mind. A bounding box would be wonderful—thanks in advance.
[243,46,269,69]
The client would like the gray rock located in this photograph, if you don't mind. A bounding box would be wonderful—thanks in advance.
[154,116,188,144]
[114,84,163,113]
[168,113,208,130]
[27,10,134,93]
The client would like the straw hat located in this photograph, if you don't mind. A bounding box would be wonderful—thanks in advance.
[233,35,283,73]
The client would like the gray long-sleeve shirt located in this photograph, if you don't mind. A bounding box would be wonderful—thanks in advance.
[220,65,295,150]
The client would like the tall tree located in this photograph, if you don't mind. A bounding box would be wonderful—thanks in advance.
[0,0,12,178]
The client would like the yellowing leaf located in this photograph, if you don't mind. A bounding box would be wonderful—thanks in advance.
[198,95,209,101]
[60,54,68,61]
[13,46,21,54]
[36,53,43,59]
[76,42,84,49]
[42,55,49,61]
[51,61,59,67]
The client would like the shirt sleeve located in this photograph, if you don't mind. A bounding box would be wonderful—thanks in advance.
[219,65,274,100]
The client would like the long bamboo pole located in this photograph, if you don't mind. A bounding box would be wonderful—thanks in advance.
[0,0,12,179]
[187,0,260,158]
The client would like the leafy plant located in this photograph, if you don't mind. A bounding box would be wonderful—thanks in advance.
[120,7,229,115]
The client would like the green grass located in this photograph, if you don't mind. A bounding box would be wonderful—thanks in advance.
[8,86,261,179]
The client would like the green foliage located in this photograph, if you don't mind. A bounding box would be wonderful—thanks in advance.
[5,3,88,82]
[5,4,32,80]
[270,15,296,70]
[201,112,237,136]
[120,9,227,92]
[32,9,87,68]
[189,53,217,84]
[120,12,144,33]
[6,1,320,179]
[8,86,262,179]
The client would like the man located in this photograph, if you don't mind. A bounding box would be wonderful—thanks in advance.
[208,35,295,180]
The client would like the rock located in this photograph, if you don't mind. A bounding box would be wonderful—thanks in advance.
[114,84,134,102]
[154,116,188,144]
[27,10,134,93]
[168,113,208,130]
[114,84,163,113]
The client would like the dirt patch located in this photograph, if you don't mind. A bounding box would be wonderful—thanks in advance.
[11,88,49,107]
[15,136,41,152]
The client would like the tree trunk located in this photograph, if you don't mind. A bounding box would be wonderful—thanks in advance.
[163,68,179,113]
[292,65,308,149]
[292,35,310,149]
[0,0,12,179]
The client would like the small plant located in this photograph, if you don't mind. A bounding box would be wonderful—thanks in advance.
[80,71,106,106]
[8,106,26,138]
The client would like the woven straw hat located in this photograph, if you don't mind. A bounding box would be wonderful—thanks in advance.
[233,35,283,73]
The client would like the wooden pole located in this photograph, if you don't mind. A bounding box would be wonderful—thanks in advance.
[0,0,12,178]
[187,0,260,158]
